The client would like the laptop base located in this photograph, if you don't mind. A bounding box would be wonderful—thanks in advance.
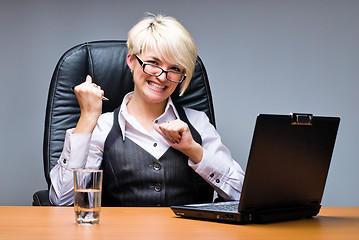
[171,204,321,224]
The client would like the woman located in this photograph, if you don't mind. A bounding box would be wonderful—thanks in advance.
[49,14,245,206]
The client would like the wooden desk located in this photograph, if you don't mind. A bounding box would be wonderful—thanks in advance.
[0,206,358,240]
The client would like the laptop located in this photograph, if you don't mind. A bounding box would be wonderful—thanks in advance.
[171,113,340,224]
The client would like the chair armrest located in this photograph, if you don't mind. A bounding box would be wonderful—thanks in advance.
[32,190,53,206]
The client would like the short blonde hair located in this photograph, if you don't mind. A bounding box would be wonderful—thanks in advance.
[127,14,197,96]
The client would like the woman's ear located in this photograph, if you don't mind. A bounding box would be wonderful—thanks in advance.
[126,53,134,72]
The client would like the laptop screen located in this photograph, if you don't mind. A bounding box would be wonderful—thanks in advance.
[238,114,340,212]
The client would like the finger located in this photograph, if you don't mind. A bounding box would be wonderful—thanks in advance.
[153,123,172,142]
[154,123,177,144]
[153,123,162,135]
[86,75,92,83]
[162,127,181,140]
[159,125,182,143]
[161,122,183,138]
[100,89,105,98]
[163,130,179,143]
[161,122,176,137]
[92,83,101,89]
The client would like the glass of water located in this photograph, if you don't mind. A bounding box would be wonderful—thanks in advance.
[73,169,103,225]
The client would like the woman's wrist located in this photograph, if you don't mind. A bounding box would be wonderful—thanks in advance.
[183,142,203,164]
[74,114,99,134]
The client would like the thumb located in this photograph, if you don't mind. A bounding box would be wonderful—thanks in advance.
[153,123,167,139]
[86,75,92,83]
[153,123,162,135]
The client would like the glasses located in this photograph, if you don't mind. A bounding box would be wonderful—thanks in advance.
[135,55,186,83]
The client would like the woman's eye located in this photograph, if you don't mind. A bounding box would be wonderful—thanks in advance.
[147,61,158,65]
[171,67,181,72]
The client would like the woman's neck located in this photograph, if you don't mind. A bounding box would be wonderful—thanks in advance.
[127,93,168,132]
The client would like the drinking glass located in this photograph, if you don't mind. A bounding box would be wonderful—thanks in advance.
[73,169,103,225]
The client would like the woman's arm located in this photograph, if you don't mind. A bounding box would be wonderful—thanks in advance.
[48,113,112,205]
[49,130,92,205]
[49,75,110,205]
[154,108,245,201]
[186,109,245,200]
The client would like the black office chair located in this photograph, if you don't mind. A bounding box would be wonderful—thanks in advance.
[32,40,216,206]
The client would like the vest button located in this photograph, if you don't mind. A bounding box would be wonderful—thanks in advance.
[154,183,162,192]
[153,162,162,171]
[153,143,157,147]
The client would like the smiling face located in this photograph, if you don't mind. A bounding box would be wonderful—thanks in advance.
[127,49,182,105]
[127,15,197,96]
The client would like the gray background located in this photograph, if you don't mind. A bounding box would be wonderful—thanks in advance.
[0,0,358,206]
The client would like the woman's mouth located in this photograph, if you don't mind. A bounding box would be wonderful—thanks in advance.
[147,81,167,92]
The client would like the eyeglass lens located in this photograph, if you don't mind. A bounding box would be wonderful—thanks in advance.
[143,65,183,82]
[135,55,184,83]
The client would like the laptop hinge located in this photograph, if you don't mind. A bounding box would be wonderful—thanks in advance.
[290,113,313,125]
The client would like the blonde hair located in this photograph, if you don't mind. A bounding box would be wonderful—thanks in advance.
[127,14,197,96]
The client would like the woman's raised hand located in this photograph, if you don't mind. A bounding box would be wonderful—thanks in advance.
[73,75,104,133]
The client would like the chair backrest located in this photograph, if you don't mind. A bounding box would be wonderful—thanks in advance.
[43,40,215,187]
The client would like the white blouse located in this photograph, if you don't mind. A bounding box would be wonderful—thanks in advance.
[49,92,245,206]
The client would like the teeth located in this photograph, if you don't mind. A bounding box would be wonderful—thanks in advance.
[149,82,165,90]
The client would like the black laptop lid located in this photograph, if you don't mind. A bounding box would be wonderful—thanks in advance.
[238,113,340,212]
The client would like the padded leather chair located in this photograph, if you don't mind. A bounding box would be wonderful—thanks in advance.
[32,40,216,206]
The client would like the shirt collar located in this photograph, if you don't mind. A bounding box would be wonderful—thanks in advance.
[118,92,180,141]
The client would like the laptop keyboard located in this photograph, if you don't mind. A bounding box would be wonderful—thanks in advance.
[191,202,239,212]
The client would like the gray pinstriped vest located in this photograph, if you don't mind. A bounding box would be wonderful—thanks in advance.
[101,105,213,207]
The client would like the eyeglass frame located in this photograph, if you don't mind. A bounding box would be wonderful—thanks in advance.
[134,55,186,83]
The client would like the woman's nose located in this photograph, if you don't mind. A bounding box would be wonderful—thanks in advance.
[156,71,167,82]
